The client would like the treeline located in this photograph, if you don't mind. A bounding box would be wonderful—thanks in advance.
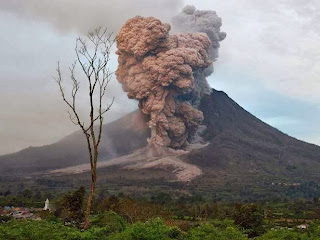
[0,188,54,208]
[188,180,320,202]
[2,176,320,202]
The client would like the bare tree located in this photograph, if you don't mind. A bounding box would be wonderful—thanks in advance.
[55,27,114,229]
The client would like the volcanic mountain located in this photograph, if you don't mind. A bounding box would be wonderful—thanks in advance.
[1,89,320,200]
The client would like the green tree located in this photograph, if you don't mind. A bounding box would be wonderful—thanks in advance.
[109,218,184,240]
[188,221,247,240]
[232,203,265,237]
[257,229,308,240]
[91,211,126,233]
[60,186,86,227]
[0,220,108,240]
[22,189,32,199]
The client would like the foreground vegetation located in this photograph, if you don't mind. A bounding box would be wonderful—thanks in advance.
[1,186,320,239]
[2,217,320,240]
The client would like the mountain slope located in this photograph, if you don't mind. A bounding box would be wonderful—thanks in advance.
[186,89,320,175]
[1,89,320,200]
[0,111,149,176]
[181,90,320,199]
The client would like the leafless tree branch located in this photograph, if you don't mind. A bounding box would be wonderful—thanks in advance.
[55,27,115,229]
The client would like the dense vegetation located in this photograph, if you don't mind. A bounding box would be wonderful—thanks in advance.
[1,216,320,239]
[3,172,320,204]
[1,187,320,239]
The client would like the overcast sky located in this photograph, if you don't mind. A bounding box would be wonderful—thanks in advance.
[0,0,319,155]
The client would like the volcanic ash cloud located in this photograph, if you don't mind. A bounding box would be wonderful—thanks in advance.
[172,5,227,103]
[116,11,225,155]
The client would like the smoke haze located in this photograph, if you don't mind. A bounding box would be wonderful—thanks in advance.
[0,0,184,33]
[0,0,184,155]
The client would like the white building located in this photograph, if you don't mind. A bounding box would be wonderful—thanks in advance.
[43,199,50,211]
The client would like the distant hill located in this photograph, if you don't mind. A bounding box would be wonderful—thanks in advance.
[1,89,320,200]
[0,111,149,176]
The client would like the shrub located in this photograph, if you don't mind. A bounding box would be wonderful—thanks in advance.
[232,203,265,237]
[0,220,108,240]
[257,222,320,240]
[109,218,184,240]
[188,221,247,240]
[59,186,86,227]
[0,215,13,223]
[91,211,126,233]
[257,228,308,240]
[308,221,320,238]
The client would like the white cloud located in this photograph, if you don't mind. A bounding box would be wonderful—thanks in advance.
[186,0,320,103]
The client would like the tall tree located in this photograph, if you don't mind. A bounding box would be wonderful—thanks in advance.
[55,27,114,229]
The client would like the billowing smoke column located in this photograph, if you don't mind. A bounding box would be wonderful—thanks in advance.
[116,6,225,155]
[172,5,227,104]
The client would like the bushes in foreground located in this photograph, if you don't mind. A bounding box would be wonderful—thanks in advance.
[258,222,320,240]
[0,218,246,240]
[108,218,184,240]
[188,219,247,240]
[1,217,320,240]
[0,220,108,240]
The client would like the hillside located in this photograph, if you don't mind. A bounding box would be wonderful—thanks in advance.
[187,89,320,179]
[184,90,320,200]
[1,89,320,200]
[0,111,149,176]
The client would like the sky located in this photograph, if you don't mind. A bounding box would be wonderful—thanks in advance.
[0,0,319,155]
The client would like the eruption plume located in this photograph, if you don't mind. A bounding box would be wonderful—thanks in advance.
[172,5,227,104]
[116,6,225,155]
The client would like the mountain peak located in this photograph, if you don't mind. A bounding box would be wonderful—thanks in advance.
[1,90,320,200]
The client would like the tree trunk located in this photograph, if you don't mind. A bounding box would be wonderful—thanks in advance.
[84,166,97,229]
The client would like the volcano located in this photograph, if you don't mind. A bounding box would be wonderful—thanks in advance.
[1,89,320,200]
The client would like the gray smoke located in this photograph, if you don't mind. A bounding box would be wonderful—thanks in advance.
[172,5,226,105]
[0,0,184,34]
